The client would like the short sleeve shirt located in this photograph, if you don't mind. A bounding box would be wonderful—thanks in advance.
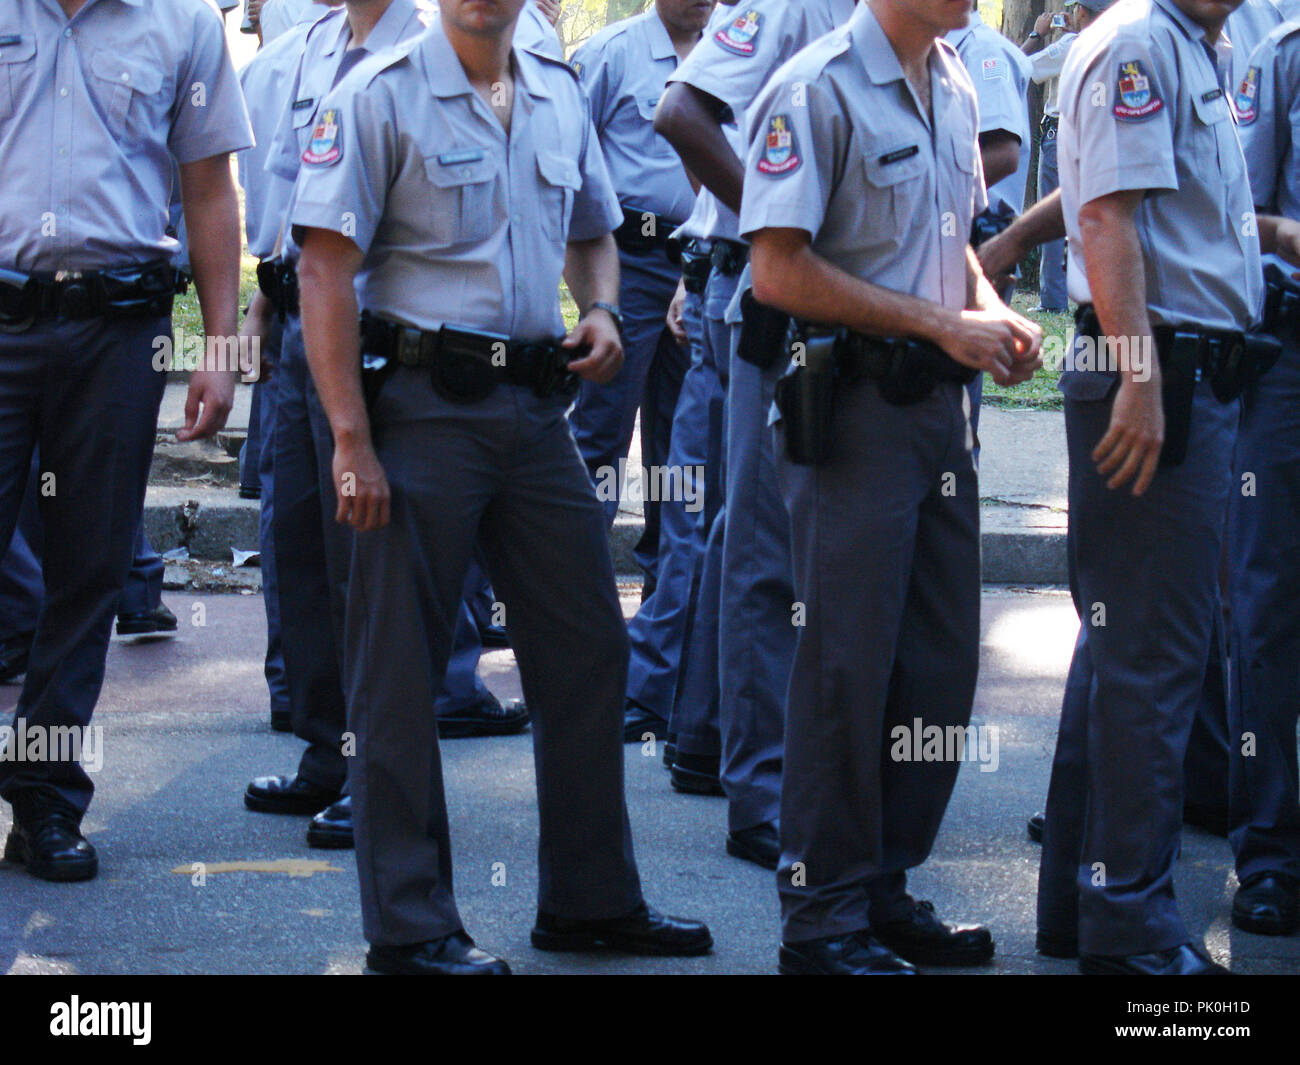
[740,2,985,313]
[1236,21,1300,222]
[1057,0,1263,331]
[0,0,253,273]
[290,21,622,341]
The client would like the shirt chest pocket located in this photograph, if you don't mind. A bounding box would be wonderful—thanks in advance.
[89,51,165,143]
[423,153,498,245]
[536,150,581,243]
[862,145,929,240]
[1191,87,1245,184]
[0,34,37,122]
[633,94,674,157]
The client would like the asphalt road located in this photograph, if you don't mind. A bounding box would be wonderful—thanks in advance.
[2,587,1297,976]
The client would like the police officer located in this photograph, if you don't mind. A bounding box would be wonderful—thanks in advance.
[568,0,713,589]
[743,0,1041,974]
[293,0,712,974]
[0,0,251,882]
[653,0,856,864]
[1226,21,1300,935]
[1035,0,1286,974]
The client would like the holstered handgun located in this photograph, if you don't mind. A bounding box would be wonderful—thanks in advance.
[737,289,792,370]
[1156,331,1199,469]
[774,325,841,466]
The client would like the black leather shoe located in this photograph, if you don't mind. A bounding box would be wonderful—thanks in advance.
[1183,801,1230,837]
[366,931,511,975]
[663,739,676,770]
[1037,929,1079,958]
[623,701,668,743]
[1232,872,1299,936]
[670,751,725,796]
[116,604,178,637]
[244,774,341,815]
[531,902,712,956]
[779,931,917,975]
[4,791,98,882]
[1080,942,1228,975]
[0,632,34,683]
[478,624,510,650]
[270,708,292,733]
[874,900,995,967]
[438,695,528,739]
[1027,811,1045,844]
[307,795,354,849]
[727,822,779,869]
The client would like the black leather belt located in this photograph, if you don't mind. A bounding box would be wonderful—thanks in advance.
[360,313,579,402]
[839,331,977,397]
[256,258,299,319]
[710,238,747,277]
[0,261,184,331]
[614,206,684,254]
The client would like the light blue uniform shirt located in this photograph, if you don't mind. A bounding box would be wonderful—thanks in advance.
[291,21,622,342]
[1238,21,1300,225]
[0,0,252,273]
[572,8,695,223]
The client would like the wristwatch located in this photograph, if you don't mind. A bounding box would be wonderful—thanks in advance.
[1027,30,1041,39]
[587,301,623,331]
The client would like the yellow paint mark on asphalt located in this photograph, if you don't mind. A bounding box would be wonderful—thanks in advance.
[301,909,333,918]
[170,859,341,878]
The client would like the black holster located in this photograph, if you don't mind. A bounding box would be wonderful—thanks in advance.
[737,289,792,370]
[774,325,840,466]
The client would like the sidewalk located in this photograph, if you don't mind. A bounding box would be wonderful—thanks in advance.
[148,382,1069,582]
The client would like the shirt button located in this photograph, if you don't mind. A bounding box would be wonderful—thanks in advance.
[64,27,72,38]
[59,87,68,97]
[461,168,471,178]
[121,72,130,82]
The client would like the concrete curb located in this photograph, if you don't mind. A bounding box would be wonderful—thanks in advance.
[143,487,1068,585]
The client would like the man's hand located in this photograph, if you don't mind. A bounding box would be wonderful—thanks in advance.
[935,307,1042,386]
[246,0,263,24]
[1093,370,1164,495]
[332,434,390,532]
[177,369,236,441]
[564,309,623,383]
[535,0,562,27]
[977,229,1021,290]
[1034,12,1053,36]
[667,277,689,346]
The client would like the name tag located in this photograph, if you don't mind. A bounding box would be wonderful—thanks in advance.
[0,34,22,47]
[1201,88,1223,104]
[438,149,486,166]
[879,145,920,165]
[292,98,315,111]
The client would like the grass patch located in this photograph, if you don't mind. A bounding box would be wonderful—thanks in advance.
[982,292,1074,411]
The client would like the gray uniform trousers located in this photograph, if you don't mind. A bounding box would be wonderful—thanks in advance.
[668,266,738,757]
[347,368,643,946]
[776,377,980,943]
[719,340,793,833]
[1037,380,1237,956]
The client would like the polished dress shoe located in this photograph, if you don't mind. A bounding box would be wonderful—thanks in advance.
[116,604,178,637]
[244,773,341,815]
[779,931,917,975]
[623,701,668,743]
[1183,801,1229,837]
[1232,872,1299,936]
[1036,929,1079,958]
[0,632,34,683]
[670,751,725,796]
[437,695,528,739]
[4,791,98,882]
[307,795,353,849]
[1027,811,1045,844]
[366,931,511,975]
[727,822,779,869]
[874,900,995,966]
[477,624,510,650]
[1080,942,1228,975]
[531,902,712,956]
[270,708,292,733]
[663,739,676,770]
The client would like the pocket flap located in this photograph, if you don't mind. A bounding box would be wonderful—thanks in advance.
[424,151,496,188]
[863,144,926,186]
[0,34,36,64]
[90,50,163,95]
[536,150,581,190]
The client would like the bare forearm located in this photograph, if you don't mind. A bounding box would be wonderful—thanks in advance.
[181,156,242,344]
[298,251,368,444]
[656,84,744,215]
[967,247,1000,311]
[1080,205,1153,382]
[564,234,620,312]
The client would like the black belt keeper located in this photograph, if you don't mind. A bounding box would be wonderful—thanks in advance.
[710,238,748,277]
[359,313,579,405]
[679,240,712,295]
[0,261,181,332]
[256,258,299,319]
[613,207,684,254]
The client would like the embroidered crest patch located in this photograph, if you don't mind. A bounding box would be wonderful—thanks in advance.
[1113,60,1163,121]
[756,115,800,176]
[302,109,343,166]
[1234,65,1260,124]
[715,9,762,57]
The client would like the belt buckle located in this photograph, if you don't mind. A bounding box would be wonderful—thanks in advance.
[396,327,423,367]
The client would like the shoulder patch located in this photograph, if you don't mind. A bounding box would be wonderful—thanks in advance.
[981,56,1007,81]
[755,114,800,177]
[1113,59,1163,121]
[302,108,343,166]
[1234,65,1260,124]
[715,9,763,57]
